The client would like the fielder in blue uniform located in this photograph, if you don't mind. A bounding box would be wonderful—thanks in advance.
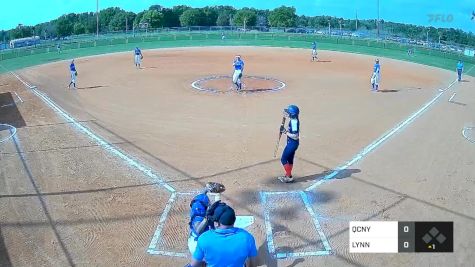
[371,59,381,91]
[68,59,77,89]
[279,105,300,183]
[134,47,143,69]
[232,55,244,91]
[311,41,318,61]
[456,60,464,82]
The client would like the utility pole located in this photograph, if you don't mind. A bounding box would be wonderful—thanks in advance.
[126,16,128,34]
[328,20,331,35]
[377,0,380,38]
[339,19,342,36]
[356,9,358,31]
[96,0,99,38]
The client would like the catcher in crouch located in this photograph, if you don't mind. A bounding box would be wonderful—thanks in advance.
[278,105,300,183]
[187,182,225,255]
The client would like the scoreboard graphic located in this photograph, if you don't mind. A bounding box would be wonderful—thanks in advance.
[349,221,453,253]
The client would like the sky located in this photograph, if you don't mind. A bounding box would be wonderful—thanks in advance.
[0,0,474,32]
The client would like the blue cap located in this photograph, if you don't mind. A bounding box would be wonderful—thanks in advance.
[213,204,236,226]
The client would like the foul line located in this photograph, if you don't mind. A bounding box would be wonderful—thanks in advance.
[306,78,458,191]
[6,70,175,193]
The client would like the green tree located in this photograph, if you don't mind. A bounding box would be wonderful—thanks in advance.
[202,7,218,26]
[179,9,207,26]
[268,6,297,27]
[215,6,235,26]
[56,15,74,37]
[297,15,309,27]
[233,9,257,27]
[73,23,86,35]
[141,10,164,28]
[162,8,180,27]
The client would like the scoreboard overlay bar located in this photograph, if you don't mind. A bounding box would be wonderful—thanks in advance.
[349,221,453,253]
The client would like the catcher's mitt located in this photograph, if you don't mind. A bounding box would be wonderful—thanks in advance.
[75,71,78,76]
[140,55,144,60]
[206,182,225,193]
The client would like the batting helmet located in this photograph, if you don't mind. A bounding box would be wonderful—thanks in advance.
[285,105,300,118]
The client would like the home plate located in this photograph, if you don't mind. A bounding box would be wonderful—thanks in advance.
[235,216,254,229]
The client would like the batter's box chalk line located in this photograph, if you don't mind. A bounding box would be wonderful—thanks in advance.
[191,75,286,94]
[260,191,332,259]
[147,192,255,257]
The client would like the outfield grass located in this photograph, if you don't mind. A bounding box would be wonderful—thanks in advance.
[0,32,473,77]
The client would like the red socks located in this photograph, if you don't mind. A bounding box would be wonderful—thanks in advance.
[283,164,293,177]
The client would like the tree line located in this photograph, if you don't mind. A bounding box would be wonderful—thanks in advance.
[1,5,474,47]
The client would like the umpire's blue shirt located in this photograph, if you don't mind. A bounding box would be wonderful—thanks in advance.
[193,227,257,267]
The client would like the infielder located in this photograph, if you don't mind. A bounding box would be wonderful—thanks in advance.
[456,60,464,82]
[278,105,300,183]
[188,182,225,255]
[232,55,244,91]
[311,41,318,61]
[371,59,381,91]
[134,47,143,69]
[68,59,77,89]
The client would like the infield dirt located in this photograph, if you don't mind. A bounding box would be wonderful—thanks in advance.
[1,47,473,266]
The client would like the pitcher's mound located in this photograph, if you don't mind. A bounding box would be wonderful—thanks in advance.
[191,75,286,94]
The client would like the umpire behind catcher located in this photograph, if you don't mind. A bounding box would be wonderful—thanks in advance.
[187,202,258,267]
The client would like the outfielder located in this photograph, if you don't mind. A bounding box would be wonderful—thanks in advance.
[278,105,300,183]
[134,47,143,69]
[456,60,464,82]
[68,59,77,89]
[371,59,381,91]
[311,41,318,61]
[232,55,244,91]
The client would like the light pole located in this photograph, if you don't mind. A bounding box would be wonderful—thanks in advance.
[339,19,342,36]
[377,0,380,38]
[328,20,331,35]
[96,0,99,38]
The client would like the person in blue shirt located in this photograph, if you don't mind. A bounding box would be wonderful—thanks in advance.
[371,59,381,91]
[134,47,143,69]
[311,41,318,61]
[188,202,258,267]
[232,55,245,91]
[456,60,464,82]
[278,105,300,183]
[68,59,77,89]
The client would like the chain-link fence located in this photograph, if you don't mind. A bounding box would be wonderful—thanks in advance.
[1,27,474,64]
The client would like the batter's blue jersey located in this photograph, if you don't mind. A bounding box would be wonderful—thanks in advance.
[287,118,300,143]
[457,62,464,70]
[312,42,317,49]
[234,59,244,70]
[70,63,76,72]
[134,48,141,55]
[374,63,381,73]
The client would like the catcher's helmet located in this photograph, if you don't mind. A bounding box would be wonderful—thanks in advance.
[285,105,300,117]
